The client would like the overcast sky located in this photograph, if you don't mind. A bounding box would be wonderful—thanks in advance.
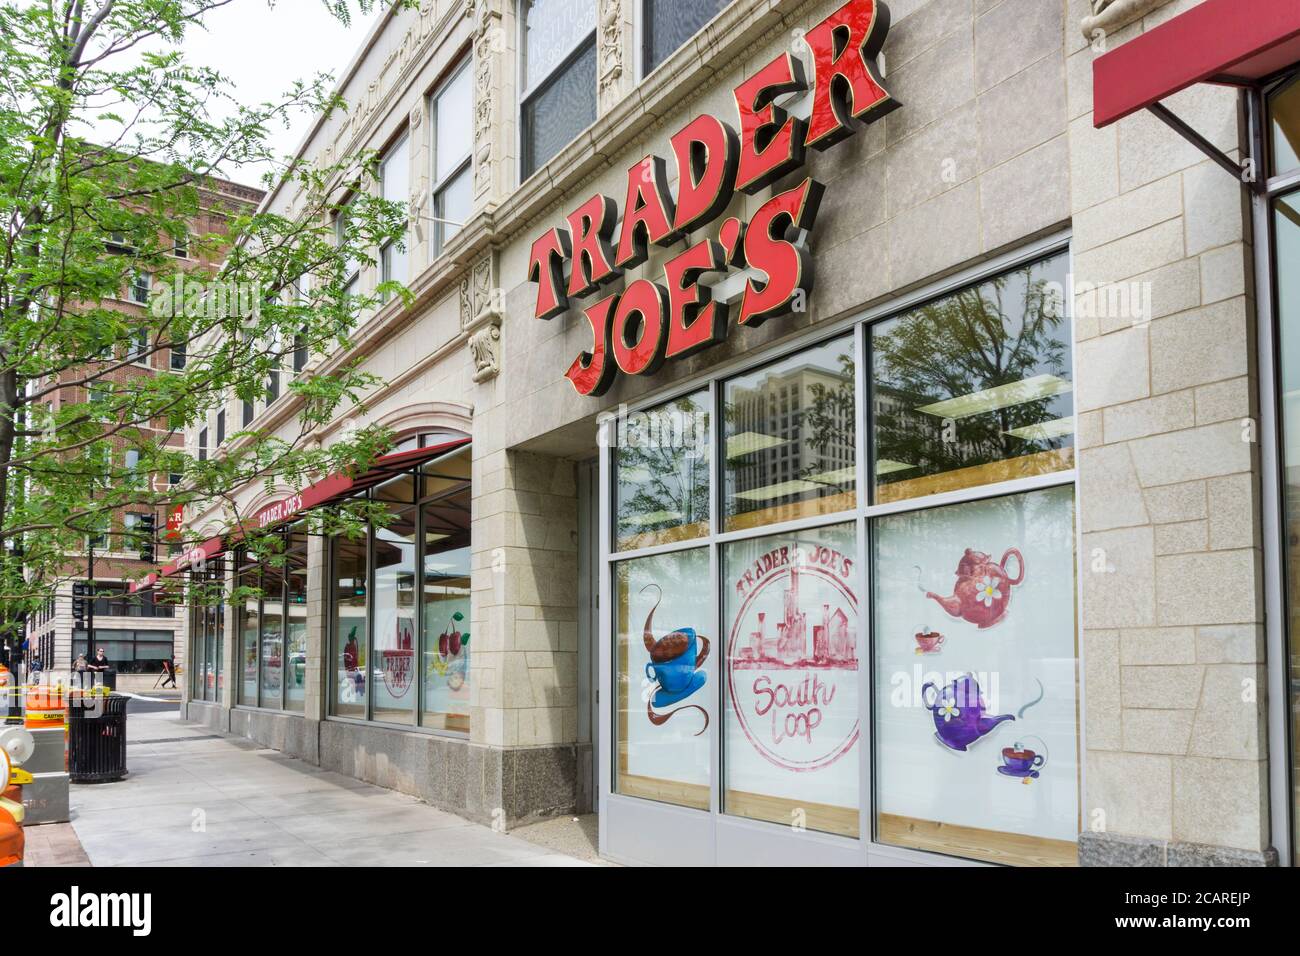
[146,1,385,188]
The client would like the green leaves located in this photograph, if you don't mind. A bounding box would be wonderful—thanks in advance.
[0,0,422,631]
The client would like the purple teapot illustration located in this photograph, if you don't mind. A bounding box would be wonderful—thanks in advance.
[921,674,1015,752]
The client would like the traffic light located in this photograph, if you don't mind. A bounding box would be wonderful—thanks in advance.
[71,582,86,624]
[137,512,157,563]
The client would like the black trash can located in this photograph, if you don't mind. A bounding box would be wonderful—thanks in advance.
[67,693,129,783]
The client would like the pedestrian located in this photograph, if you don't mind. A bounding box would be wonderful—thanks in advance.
[28,655,42,680]
[160,658,177,689]
[87,647,111,673]
[73,654,88,672]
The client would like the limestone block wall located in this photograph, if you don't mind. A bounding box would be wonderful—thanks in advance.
[470,448,580,750]
[1067,0,1273,861]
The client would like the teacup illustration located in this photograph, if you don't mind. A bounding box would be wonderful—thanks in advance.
[640,584,709,734]
[997,739,1048,783]
[913,629,945,655]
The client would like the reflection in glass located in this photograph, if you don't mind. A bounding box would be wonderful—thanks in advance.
[1275,190,1300,855]
[871,252,1072,504]
[260,566,284,708]
[613,390,709,551]
[522,39,597,178]
[721,522,859,836]
[723,336,855,532]
[872,486,1078,867]
[1271,74,1300,176]
[615,548,711,810]
[332,535,368,718]
[213,604,224,701]
[523,0,594,90]
[421,451,471,732]
[285,528,308,712]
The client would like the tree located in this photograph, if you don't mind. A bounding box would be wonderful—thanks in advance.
[0,0,418,642]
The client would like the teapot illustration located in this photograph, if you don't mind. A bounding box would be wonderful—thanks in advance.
[922,548,1024,629]
[921,674,1015,752]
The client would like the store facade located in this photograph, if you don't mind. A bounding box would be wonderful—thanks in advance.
[165,0,1296,865]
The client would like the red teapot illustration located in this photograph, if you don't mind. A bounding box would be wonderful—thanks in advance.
[921,548,1025,629]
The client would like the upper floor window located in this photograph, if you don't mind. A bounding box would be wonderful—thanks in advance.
[431,61,472,254]
[336,200,360,299]
[173,228,190,259]
[520,0,596,179]
[242,399,254,427]
[129,271,151,305]
[642,0,728,75]
[198,427,208,462]
[380,134,410,290]
[127,327,149,363]
[216,408,226,446]
[170,342,186,370]
[292,327,308,373]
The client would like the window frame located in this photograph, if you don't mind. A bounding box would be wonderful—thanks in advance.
[518,0,598,182]
[379,130,411,290]
[430,59,474,256]
[638,0,730,79]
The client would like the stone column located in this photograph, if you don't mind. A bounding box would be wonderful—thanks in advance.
[470,447,581,825]
[1067,3,1274,865]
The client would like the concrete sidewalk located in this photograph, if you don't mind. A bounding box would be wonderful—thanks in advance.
[66,708,591,867]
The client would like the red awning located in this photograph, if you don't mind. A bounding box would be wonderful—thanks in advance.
[128,437,470,592]
[1093,0,1300,128]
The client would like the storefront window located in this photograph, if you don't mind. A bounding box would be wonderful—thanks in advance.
[1275,189,1300,855]
[327,443,471,727]
[373,479,418,725]
[332,534,368,718]
[261,564,284,708]
[614,548,712,810]
[237,561,258,705]
[285,529,308,712]
[723,334,856,532]
[871,252,1073,504]
[421,450,471,732]
[1270,73,1300,176]
[872,485,1078,866]
[613,390,709,551]
[721,522,860,836]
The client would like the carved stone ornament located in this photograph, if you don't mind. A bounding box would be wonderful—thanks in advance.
[597,0,624,110]
[461,255,501,382]
[1080,0,1168,41]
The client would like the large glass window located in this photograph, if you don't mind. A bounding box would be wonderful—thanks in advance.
[432,63,472,253]
[373,480,418,725]
[613,390,709,551]
[421,450,471,732]
[237,560,259,705]
[260,563,284,707]
[872,485,1078,866]
[723,334,856,531]
[614,547,712,809]
[722,522,860,836]
[1270,73,1300,176]
[521,0,596,178]
[332,533,369,718]
[380,134,410,290]
[604,248,1078,866]
[643,0,727,75]
[871,253,1073,504]
[328,444,472,731]
[72,628,176,674]
[285,529,308,712]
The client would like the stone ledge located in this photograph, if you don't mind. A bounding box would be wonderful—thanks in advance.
[1079,830,1278,866]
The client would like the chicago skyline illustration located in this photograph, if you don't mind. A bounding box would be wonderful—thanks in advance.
[734,565,855,669]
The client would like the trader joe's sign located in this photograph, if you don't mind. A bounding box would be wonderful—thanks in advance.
[527,0,898,396]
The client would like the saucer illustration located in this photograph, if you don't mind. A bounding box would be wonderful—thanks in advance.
[653,669,707,708]
[997,765,1040,783]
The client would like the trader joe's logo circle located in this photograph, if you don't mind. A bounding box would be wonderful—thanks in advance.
[727,543,859,772]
